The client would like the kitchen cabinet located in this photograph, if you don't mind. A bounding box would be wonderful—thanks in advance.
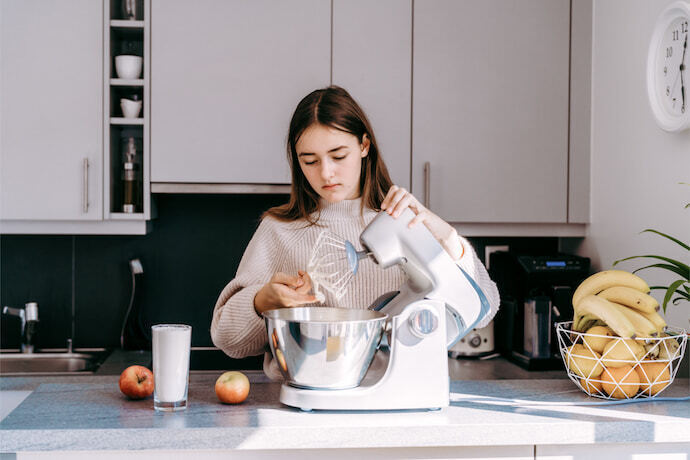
[332,0,412,190]
[536,443,690,459]
[412,0,571,223]
[0,0,103,221]
[150,0,330,185]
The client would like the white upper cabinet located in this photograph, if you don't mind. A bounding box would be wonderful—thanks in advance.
[1,0,103,221]
[332,0,412,190]
[412,0,571,223]
[150,0,330,184]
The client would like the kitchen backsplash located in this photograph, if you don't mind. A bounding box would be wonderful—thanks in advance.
[1,194,558,351]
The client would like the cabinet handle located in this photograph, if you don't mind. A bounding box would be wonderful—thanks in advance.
[82,158,89,213]
[423,161,430,208]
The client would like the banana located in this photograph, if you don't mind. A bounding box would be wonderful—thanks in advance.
[573,313,602,332]
[609,302,658,338]
[573,313,592,332]
[596,286,659,313]
[574,295,637,338]
[643,340,660,359]
[657,333,680,360]
[638,309,667,335]
[572,270,650,308]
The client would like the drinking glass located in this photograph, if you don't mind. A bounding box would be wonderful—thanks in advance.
[151,324,191,411]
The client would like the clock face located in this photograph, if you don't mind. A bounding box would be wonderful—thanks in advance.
[656,16,689,116]
[648,2,690,131]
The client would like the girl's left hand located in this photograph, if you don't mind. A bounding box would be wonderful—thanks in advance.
[380,185,464,261]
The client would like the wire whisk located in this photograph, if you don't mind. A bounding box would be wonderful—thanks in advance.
[307,230,370,301]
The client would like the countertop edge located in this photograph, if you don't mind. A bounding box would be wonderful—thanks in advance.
[2,421,690,452]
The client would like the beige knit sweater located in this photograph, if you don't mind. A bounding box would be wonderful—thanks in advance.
[211,198,500,379]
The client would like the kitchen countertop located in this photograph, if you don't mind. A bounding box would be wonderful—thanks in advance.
[1,351,689,454]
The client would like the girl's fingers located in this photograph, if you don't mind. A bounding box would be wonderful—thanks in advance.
[275,285,316,306]
[295,272,313,294]
[272,272,303,288]
[385,187,408,215]
[391,195,413,218]
[408,211,428,227]
[381,185,399,210]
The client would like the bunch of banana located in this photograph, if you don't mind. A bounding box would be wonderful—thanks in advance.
[571,270,667,338]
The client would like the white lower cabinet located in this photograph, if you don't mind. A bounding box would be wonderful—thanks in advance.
[1,0,103,222]
[10,445,535,459]
[536,442,690,459]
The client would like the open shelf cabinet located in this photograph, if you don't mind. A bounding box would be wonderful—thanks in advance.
[104,0,151,220]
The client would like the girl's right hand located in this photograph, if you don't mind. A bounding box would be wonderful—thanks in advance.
[254,270,317,315]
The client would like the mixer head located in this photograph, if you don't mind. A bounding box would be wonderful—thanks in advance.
[359,209,490,346]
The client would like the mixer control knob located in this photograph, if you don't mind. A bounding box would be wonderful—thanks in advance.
[468,334,482,348]
[408,308,438,338]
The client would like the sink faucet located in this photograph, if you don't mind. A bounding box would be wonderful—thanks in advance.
[2,302,39,353]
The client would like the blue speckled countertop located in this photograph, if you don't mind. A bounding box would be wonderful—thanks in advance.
[1,371,688,452]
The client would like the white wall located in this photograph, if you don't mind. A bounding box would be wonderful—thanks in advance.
[575,0,690,373]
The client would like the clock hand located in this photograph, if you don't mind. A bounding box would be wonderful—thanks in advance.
[681,33,687,110]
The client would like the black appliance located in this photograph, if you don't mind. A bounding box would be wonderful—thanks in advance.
[489,251,590,371]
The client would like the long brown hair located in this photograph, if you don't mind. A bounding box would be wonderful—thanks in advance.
[263,86,393,224]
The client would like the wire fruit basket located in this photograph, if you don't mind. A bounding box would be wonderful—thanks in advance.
[556,321,687,399]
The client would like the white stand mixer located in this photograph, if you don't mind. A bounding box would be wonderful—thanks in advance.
[280,208,491,411]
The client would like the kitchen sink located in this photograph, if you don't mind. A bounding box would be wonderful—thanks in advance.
[0,349,111,376]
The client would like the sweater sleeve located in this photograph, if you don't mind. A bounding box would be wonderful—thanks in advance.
[454,234,501,328]
[210,218,280,358]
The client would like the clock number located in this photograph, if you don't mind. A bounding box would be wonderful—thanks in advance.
[667,86,671,96]
[667,47,673,58]
[664,66,668,76]
[683,21,689,33]
[673,30,679,40]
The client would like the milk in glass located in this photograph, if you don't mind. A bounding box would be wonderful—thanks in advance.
[152,324,191,411]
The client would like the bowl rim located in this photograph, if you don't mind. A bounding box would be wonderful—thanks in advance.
[262,306,387,324]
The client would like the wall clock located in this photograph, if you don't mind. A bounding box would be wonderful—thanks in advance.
[647,1,690,132]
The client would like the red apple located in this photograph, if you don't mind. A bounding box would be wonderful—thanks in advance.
[119,365,154,399]
[215,371,250,404]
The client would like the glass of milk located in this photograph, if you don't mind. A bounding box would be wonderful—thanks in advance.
[151,324,191,411]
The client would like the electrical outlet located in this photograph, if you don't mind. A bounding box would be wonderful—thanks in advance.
[129,258,144,275]
[484,245,509,270]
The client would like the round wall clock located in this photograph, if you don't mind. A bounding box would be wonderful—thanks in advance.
[647,1,690,132]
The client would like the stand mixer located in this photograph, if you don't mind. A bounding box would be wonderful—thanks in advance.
[277,208,491,411]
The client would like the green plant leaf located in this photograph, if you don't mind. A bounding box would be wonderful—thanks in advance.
[631,263,690,279]
[640,229,690,251]
[672,293,690,305]
[663,279,687,312]
[613,255,689,278]
[650,284,690,294]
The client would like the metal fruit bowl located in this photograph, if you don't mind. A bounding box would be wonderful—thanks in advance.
[555,321,687,399]
[263,307,388,389]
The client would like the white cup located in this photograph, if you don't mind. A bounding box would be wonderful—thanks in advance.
[152,324,191,411]
[115,55,143,79]
[120,98,142,118]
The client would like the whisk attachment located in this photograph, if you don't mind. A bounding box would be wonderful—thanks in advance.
[308,230,369,301]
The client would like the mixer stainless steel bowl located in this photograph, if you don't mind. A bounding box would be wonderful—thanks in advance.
[263,307,388,389]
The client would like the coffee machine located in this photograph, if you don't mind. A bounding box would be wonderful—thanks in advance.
[490,251,590,370]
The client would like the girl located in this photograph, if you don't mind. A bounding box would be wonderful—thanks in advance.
[211,86,499,379]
